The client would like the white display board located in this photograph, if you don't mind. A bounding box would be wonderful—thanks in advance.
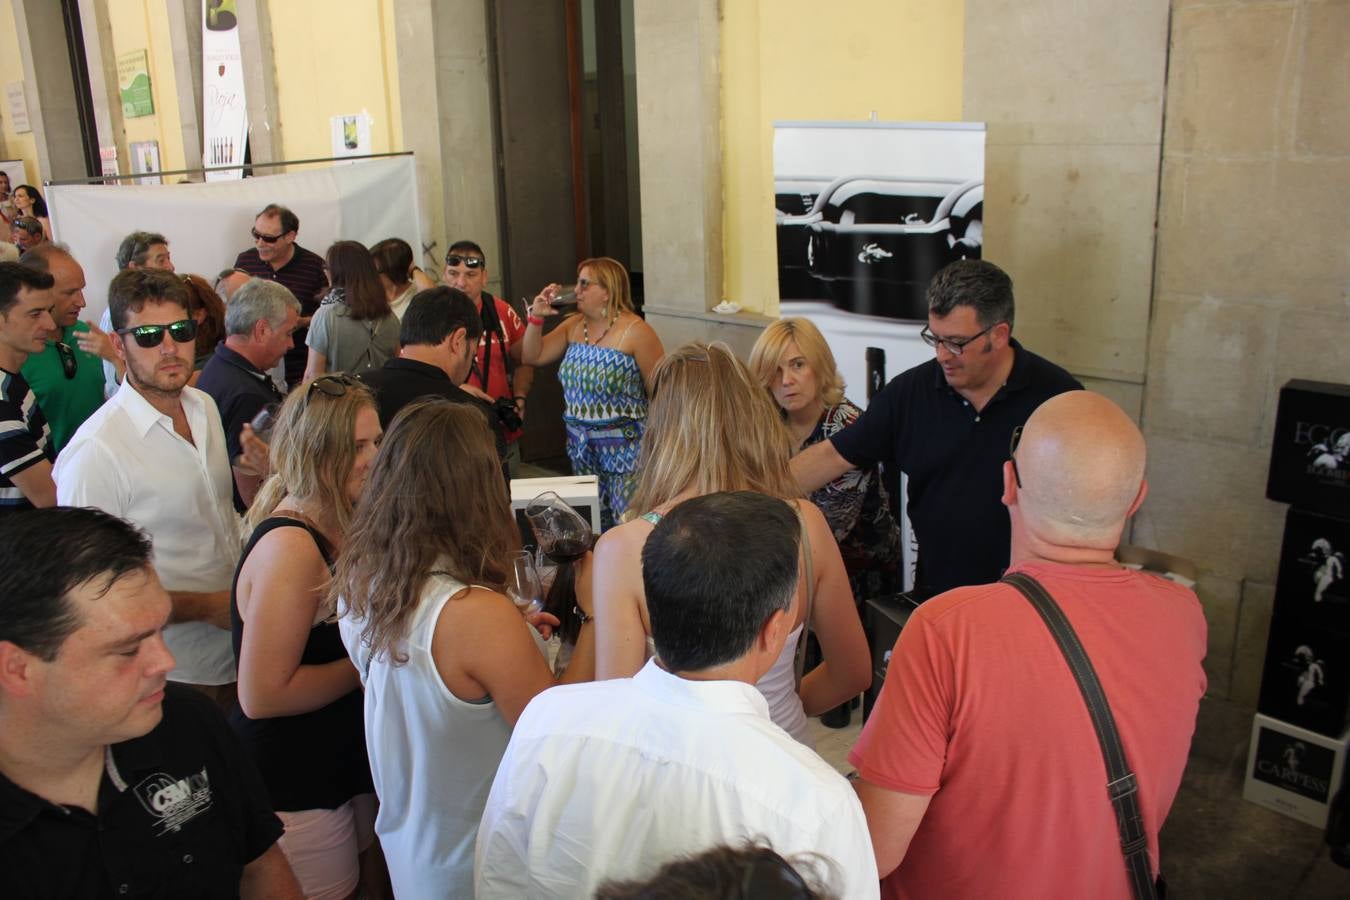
[45,156,422,322]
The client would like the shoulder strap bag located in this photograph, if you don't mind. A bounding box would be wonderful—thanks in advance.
[1002,571,1164,900]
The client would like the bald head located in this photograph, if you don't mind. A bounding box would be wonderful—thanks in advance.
[1012,391,1146,548]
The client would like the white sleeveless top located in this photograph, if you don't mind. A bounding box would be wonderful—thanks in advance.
[339,572,514,900]
[643,625,812,748]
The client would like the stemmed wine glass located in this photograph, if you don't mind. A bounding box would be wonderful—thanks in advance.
[506,550,543,616]
[524,492,595,563]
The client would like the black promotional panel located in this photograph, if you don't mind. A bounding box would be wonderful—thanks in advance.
[1274,508,1350,630]
[1266,380,1350,517]
[1258,614,1350,738]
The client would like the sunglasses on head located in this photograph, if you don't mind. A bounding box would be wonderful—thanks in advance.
[301,374,359,408]
[251,228,287,244]
[116,319,198,349]
[56,341,77,379]
[444,254,485,269]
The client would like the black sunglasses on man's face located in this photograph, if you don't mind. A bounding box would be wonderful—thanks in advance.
[444,255,485,270]
[116,319,199,349]
[251,228,287,244]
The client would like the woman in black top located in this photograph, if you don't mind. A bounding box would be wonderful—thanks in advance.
[230,373,383,900]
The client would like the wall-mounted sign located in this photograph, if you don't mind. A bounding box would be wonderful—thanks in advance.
[117,50,154,118]
[99,146,120,184]
[331,113,372,161]
[5,83,30,133]
[130,140,162,185]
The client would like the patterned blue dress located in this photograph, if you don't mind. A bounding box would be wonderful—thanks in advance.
[558,341,647,530]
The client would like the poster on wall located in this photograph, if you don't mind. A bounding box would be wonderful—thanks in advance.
[330,114,373,161]
[5,83,29,133]
[202,0,247,181]
[130,141,162,185]
[772,119,986,591]
[99,147,120,185]
[117,50,154,118]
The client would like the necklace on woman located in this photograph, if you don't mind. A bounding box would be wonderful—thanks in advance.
[583,312,618,345]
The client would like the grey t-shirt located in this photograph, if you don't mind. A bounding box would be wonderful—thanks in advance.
[307,293,400,375]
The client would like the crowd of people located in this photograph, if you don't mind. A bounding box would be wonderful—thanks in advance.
[0,203,1208,900]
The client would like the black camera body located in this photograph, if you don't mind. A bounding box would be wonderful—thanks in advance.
[494,396,523,432]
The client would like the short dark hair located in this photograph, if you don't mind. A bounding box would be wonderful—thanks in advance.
[447,239,485,263]
[399,286,482,347]
[257,203,299,235]
[0,508,154,661]
[370,238,414,287]
[17,242,73,273]
[114,231,169,270]
[642,491,799,673]
[926,258,1015,331]
[596,842,835,900]
[107,268,189,331]
[11,217,43,238]
[0,261,55,315]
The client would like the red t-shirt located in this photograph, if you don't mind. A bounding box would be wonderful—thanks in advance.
[850,561,1207,900]
[464,295,526,442]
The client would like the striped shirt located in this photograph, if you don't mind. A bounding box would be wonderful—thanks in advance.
[0,368,53,513]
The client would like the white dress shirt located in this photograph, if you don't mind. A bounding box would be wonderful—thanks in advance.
[475,659,880,900]
[55,382,241,684]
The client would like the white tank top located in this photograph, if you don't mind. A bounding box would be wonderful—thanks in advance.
[339,572,513,900]
[643,625,812,748]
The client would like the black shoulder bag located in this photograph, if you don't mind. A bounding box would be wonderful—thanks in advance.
[1002,571,1165,900]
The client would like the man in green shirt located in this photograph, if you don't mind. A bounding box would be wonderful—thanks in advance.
[18,245,106,453]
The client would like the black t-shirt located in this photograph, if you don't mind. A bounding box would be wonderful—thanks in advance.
[361,357,509,479]
[196,345,285,512]
[831,339,1082,596]
[229,517,373,812]
[0,684,284,898]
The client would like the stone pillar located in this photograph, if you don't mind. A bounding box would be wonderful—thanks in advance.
[390,0,503,286]
[74,0,123,166]
[235,0,283,164]
[11,0,89,181]
[631,0,723,320]
[164,0,204,173]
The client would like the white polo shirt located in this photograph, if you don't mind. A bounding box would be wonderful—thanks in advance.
[475,659,880,899]
[55,382,241,685]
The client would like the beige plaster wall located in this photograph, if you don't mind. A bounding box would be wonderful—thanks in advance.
[1136,0,1350,703]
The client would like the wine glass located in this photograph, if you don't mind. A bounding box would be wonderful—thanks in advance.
[507,550,543,616]
[525,492,594,563]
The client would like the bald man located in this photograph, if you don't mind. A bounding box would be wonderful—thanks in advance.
[849,391,1207,900]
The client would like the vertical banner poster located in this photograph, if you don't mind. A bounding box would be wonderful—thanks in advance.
[772,120,986,591]
[130,141,162,185]
[202,1,247,181]
[117,50,154,118]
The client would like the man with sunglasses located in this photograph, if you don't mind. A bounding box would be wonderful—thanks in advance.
[233,204,328,388]
[791,259,1081,599]
[18,245,106,455]
[443,240,533,474]
[56,269,241,702]
[0,262,57,515]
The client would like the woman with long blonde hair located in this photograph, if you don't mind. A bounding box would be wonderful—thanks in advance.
[230,374,383,900]
[592,342,870,746]
[333,398,593,899]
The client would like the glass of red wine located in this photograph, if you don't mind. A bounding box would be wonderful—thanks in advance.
[525,492,594,564]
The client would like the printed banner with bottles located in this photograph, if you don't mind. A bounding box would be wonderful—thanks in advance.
[202,1,246,181]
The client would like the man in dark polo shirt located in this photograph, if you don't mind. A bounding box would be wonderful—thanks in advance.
[232,204,327,388]
[792,259,1082,598]
[0,507,302,899]
[361,286,508,477]
[18,244,104,454]
[197,278,299,510]
[0,262,57,515]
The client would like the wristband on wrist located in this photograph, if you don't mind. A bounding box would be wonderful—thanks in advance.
[527,314,545,326]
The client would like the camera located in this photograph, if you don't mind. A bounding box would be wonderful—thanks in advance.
[493,396,523,432]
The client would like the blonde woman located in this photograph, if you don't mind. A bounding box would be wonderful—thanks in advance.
[592,342,870,746]
[522,256,664,530]
[749,317,902,601]
[230,374,383,900]
[334,399,593,899]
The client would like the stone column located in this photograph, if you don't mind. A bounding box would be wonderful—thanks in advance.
[11,0,89,181]
[235,0,283,164]
[164,0,204,173]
